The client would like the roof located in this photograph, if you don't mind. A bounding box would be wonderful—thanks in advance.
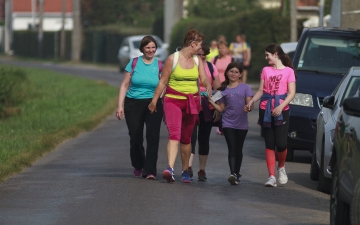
[13,0,72,13]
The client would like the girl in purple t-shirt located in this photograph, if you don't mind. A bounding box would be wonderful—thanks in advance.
[208,62,253,185]
[246,43,296,188]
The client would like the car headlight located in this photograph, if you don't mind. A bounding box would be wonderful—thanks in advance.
[290,93,314,107]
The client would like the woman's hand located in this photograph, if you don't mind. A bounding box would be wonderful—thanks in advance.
[148,101,157,114]
[272,105,284,117]
[206,84,212,98]
[246,99,254,112]
[116,106,125,120]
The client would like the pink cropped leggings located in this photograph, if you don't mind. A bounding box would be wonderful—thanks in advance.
[163,96,199,144]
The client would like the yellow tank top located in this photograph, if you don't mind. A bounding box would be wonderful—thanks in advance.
[166,60,199,99]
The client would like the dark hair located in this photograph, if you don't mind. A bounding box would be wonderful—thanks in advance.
[183,29,205,47]
[265,43,295,72]
[139,36,157,53]
[217,40,228,48]
[201,43,210,55]
[218,62,243,91]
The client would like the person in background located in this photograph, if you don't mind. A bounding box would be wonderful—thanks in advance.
[116,36,164,180]
[211,40,234,135]
[208,62,253,185]
[148,29,212,183]
[246,43,296,187]
[206,40,219,62]
[229,34,247,65]
[189,43,221,181]
[241,34,251,84]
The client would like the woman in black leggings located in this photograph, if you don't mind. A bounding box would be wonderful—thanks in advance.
[246,43,296,187]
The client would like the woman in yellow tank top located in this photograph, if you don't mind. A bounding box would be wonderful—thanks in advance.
[148,29,212,183]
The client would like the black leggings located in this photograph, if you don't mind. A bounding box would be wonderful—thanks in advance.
[191,110,214,155]
[222,128,248,175]
[259,109,289,152]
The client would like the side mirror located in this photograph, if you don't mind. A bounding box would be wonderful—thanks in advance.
[323,95,335,109]
[120,46,129,52]
[343,97,360,117]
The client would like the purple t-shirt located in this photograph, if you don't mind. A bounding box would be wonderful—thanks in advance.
[219,83,253,130]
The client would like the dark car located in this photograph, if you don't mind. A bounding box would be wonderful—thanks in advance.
[286,27,360,161]
[330,96,360,225]
[310,67,360,194]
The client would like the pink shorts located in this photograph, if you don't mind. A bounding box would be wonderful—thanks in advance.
[163,96,200,144]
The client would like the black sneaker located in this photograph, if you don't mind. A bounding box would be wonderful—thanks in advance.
[188,166,193,179]
[236,174,242,183]
[198,170,207,181]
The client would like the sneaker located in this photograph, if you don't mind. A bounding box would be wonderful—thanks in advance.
[133,168,142,178]
[228,174,238,185]
[278,167,288,184]
[181,170,192,183]
[265,175,277,187]
[162,166,175,182]
[198,170,207,181]
[188,166,194,179]
[236,174,242,183]
[146,174,156,180]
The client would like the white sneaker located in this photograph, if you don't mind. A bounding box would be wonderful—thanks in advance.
[265,176,277,187]
[278,167,288,184]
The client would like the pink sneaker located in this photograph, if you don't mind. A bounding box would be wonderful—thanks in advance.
[133,168,142,178]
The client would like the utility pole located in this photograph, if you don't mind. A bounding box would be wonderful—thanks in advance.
[71,0,81,61]
[290,0,297,42]
[60,0,66,59]
[318,0,325,27]
[4,0,12,54]
[38,0,44,58]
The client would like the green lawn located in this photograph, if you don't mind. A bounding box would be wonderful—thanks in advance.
[0,66,118,182]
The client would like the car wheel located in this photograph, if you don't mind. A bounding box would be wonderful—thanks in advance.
[317,143,331,193]
[351,180,360,225]
[310,145,319,181]
[330,160,350,225]
[286,148,294,161]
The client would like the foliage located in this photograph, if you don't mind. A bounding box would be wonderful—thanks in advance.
[0,66,27,117]
[186,0,261,18]
[81,0,164,27]
[170,8,291,81]
[0,66,118,182]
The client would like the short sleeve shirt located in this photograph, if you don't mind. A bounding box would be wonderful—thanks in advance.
[125,56,161,99]
[259,66,296,111]
[219,84,253,130]
[199,62,219,92]
[211,55,233,83]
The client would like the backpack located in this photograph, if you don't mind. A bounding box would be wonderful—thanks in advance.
[206,61,215,80]
[213,55,234,66]
[131,57,163,78]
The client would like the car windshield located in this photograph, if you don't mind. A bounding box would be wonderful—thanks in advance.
[296,34,360,75]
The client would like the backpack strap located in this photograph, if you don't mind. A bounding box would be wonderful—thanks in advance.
[206,61,215,80]
[131,57,138,75]
[172,51,199,71]
[213,56,218,66]
[157,59,162,79]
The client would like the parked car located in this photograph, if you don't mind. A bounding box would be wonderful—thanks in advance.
[330,96,360,225]
[117,35,168,72]
[286,27,360,161]
[280,42,298,60]
[311,67,360,194]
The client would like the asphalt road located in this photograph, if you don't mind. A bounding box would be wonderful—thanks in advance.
[0,59,330,225]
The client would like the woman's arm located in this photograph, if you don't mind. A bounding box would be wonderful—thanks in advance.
[116,72,131,120]
[212,75,221,91]
[246,78,264,110]
[272,81,296,117]
[198,58,212,97]
[148,54,173,113]
[208,99,225,113]
[244,96,253,112]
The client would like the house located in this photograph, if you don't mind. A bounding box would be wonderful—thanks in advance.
[12,0,73,31]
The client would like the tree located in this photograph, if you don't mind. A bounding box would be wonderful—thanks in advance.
[186,0,261,19]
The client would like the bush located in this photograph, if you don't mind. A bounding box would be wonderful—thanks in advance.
[0,66,27,117]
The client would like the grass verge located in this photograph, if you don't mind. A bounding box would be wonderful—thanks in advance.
[0,66,118,183]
